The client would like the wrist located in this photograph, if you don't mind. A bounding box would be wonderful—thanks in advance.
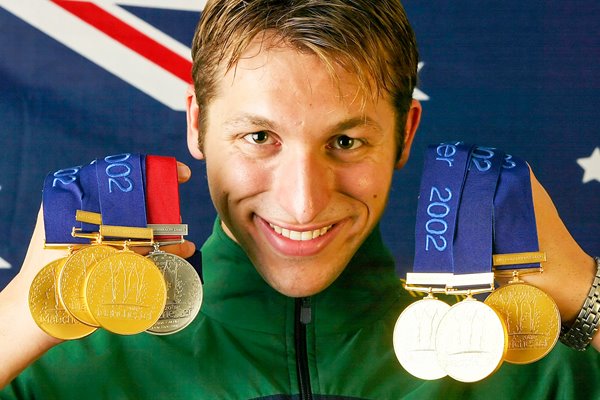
[559,257,600,350]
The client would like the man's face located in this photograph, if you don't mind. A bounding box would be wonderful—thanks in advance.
[188,38,419,297]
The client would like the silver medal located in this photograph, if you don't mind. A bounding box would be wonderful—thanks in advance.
[146,250,203,335]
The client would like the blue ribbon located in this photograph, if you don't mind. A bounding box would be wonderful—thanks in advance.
[453,146,503,275]
[79,160,101,233]
[413,142,473,274]
[42,164,87,244]
[95,153,147,227]
[43,153,148,244]
[412,143,541,283]
[493,154,541,270]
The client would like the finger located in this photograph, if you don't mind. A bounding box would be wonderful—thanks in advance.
[160,240,196,258]
[177,161,191,183]
[130,240,196,259]
[20,205,69,281]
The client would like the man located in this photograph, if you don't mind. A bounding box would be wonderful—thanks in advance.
[1,0,599,398]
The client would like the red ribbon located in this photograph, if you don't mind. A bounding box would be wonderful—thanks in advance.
[145,155,181,240]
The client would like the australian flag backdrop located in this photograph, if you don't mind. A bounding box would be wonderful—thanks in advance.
[1,1,598,289]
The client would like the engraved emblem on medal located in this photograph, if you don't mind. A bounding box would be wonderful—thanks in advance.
[57,244,118,327]
[29,257,97,340]
[85,250,167,335]
[393,294,450,380]
[146,248,203,335]
[435,296,507,383]
[485,281,560,364]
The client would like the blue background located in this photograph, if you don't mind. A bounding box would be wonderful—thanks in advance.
[1,1,598,289]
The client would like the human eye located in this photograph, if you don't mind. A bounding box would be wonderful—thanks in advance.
[329,135,364,151]
[242,131,276,145]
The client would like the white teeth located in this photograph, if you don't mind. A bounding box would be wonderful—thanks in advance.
[269,223,333,241]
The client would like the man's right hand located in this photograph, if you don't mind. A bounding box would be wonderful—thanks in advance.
[0,160,196,389]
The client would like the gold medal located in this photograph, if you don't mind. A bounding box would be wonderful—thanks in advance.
[485,281,559,364]
[29,257,97,340]
[85,250,166,335]
[393,294,450,380]
[57,244,117,326]
[435,296,507,382]
[145,250,202,335]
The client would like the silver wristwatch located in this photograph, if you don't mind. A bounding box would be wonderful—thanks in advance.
[559,257,600,351]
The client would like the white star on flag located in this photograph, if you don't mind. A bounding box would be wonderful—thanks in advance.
[413,62,430,101]
[577,147,600,183]
[0,256,11,269]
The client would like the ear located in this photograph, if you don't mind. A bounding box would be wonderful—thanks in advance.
[186,84,204,160]
[395,99,422,170]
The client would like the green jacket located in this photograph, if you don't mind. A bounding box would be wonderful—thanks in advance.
[3,220,600,399]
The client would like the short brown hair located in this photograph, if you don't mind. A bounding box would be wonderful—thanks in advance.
[191,0,419,155]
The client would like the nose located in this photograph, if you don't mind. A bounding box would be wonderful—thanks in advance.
[273,147,332,225]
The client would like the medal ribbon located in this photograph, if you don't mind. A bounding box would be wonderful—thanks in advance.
[43,153,181,243]
[42,164,87,244]
[413,142,473,275]
[95,153,147,227]
[492,154,541,270]
[410,141,542,291]
[79,161,101,233]
[452,147,503,283]
[145,155,181,239]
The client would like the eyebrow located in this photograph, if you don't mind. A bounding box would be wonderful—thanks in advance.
[327,116,383,136]
[222,113,383,135]
[222,114,277,132]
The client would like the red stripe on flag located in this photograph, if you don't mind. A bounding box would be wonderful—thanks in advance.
[52,0,192,83]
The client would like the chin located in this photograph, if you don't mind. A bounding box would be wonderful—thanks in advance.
[276,285,325,298]
[264,270,341,298]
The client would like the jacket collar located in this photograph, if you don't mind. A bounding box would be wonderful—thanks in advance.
[200,218,403,334]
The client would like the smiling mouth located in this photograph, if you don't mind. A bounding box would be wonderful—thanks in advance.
[268,223,333,241]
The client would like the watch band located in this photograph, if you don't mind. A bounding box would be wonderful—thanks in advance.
[559,257,600,351]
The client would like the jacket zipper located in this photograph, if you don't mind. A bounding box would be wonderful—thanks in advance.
[294,297,313,400]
